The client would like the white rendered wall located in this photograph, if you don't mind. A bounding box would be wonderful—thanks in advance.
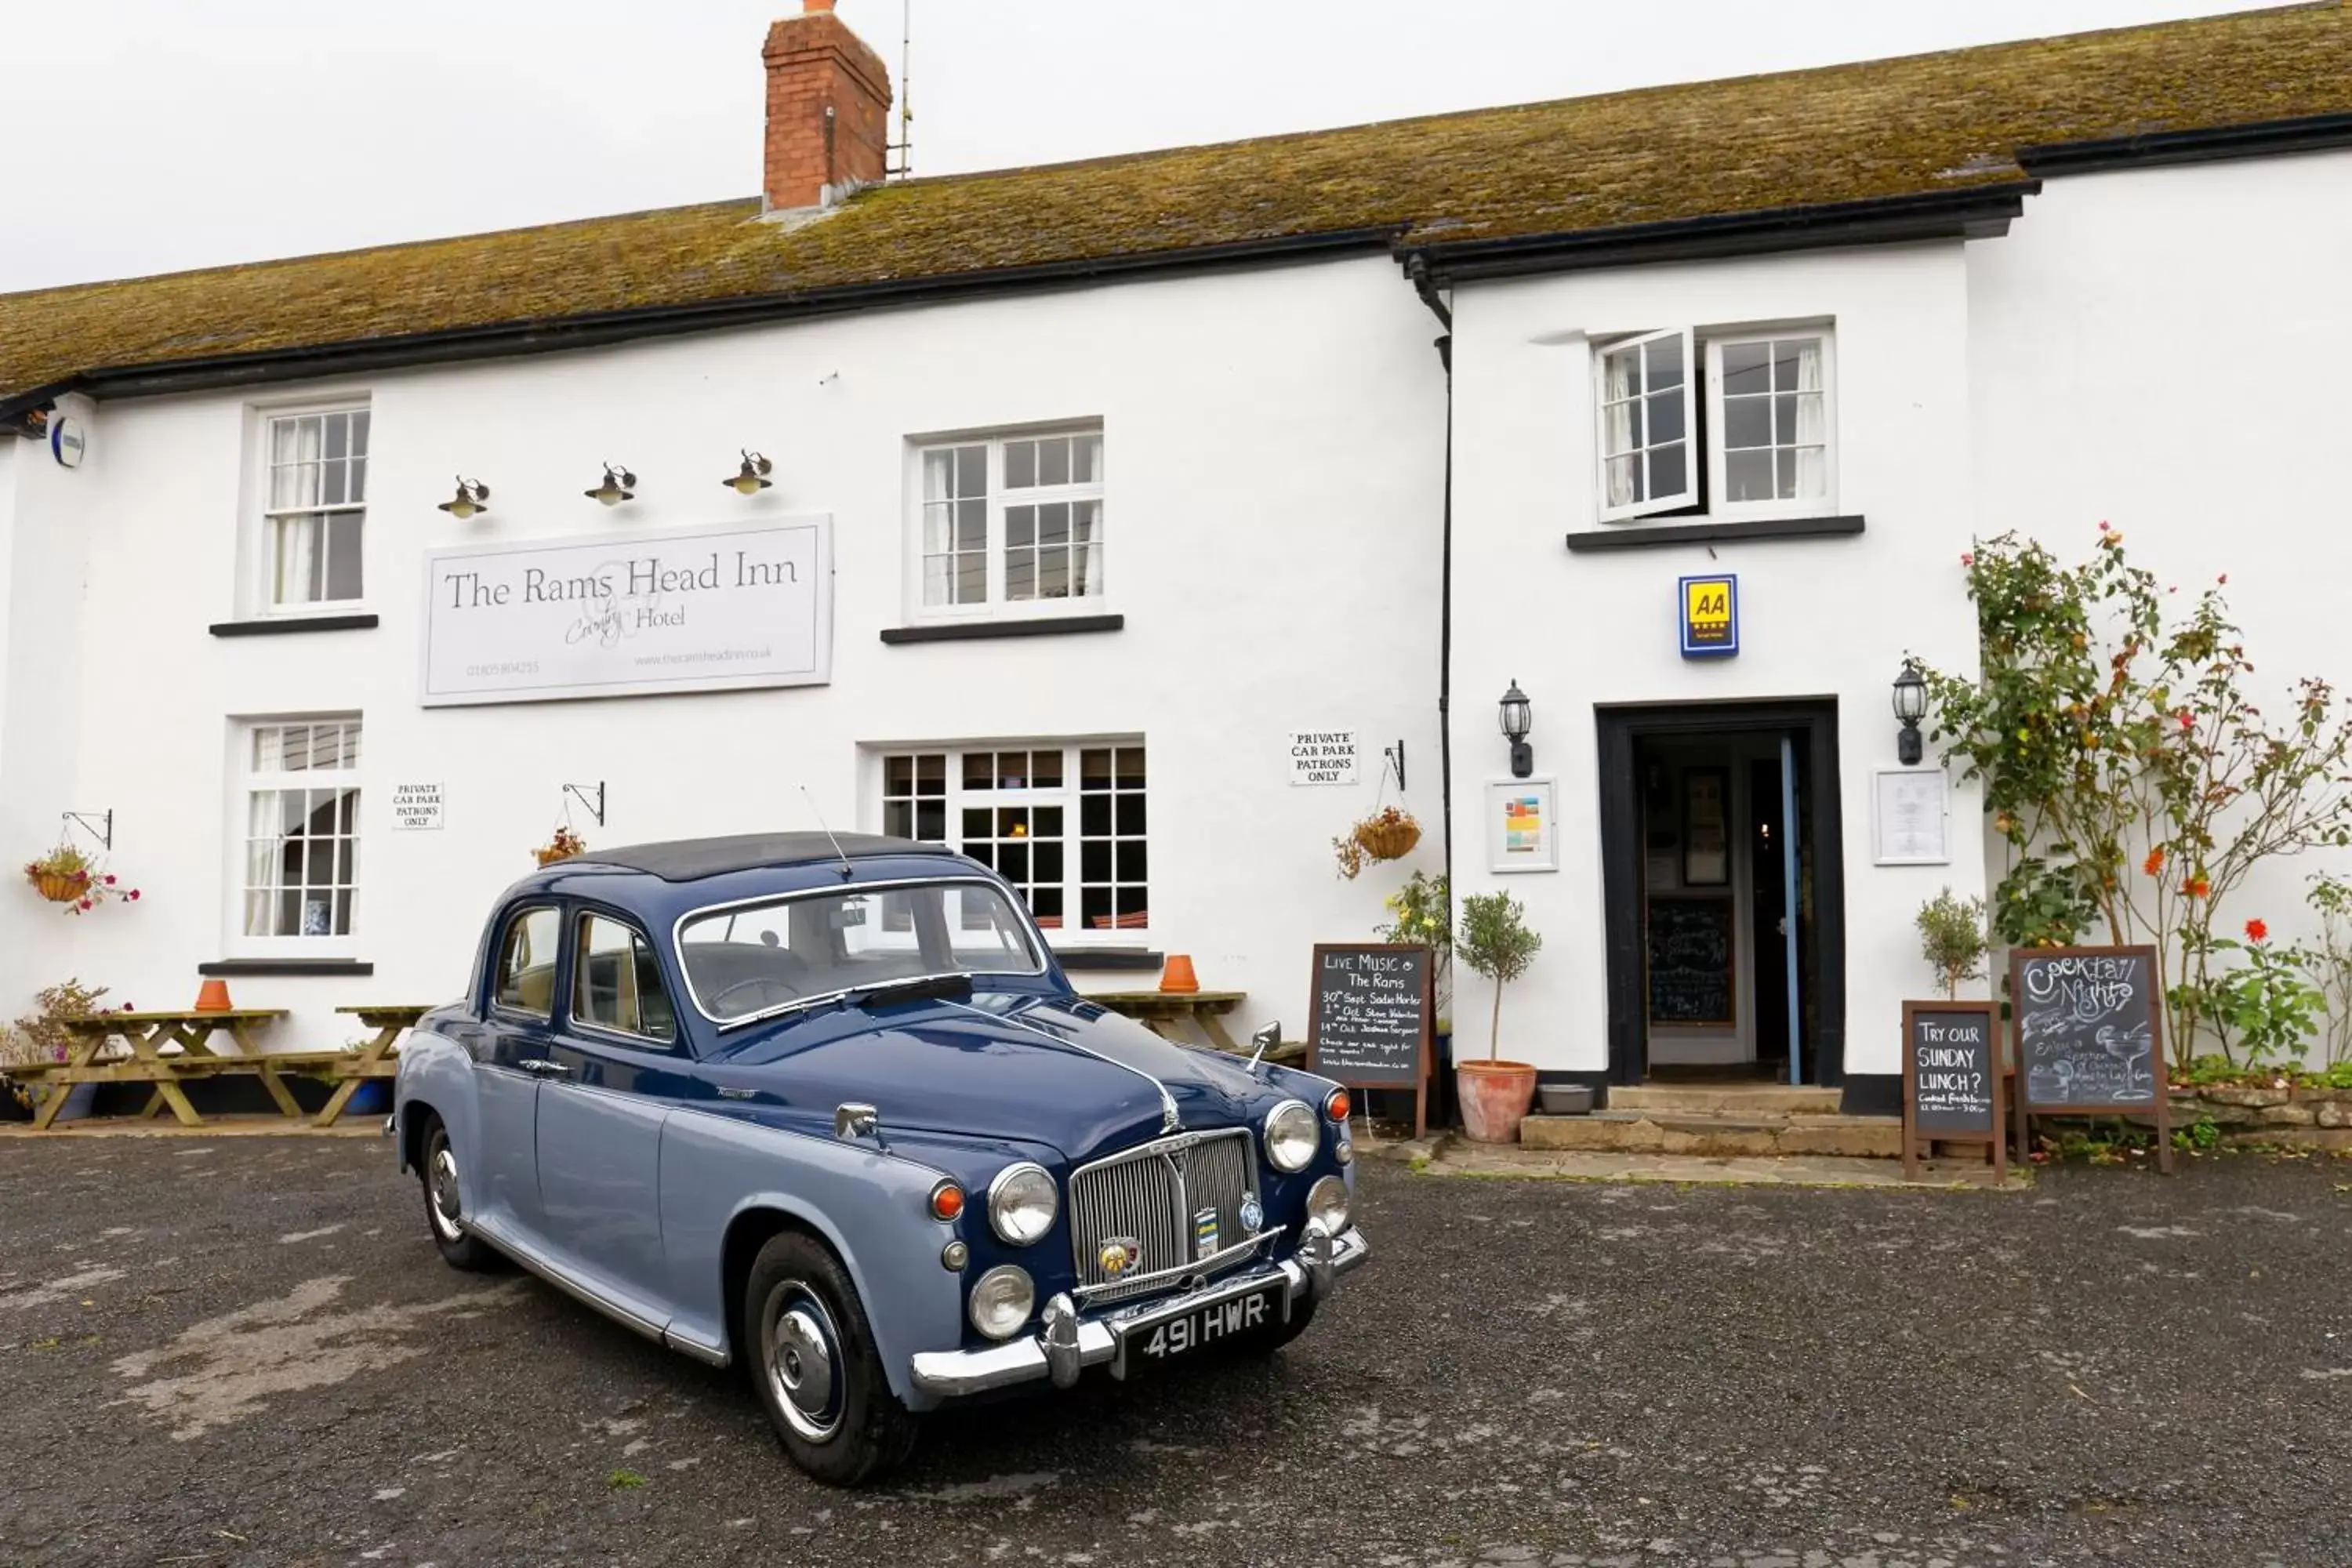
[5,256,1447,1050]
[1446,245,1991,1080]
[1968,149,2352,1027]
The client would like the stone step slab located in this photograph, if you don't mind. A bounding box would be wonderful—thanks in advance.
[1521,1109,1904,1159]
[1609,1083,1843,1116]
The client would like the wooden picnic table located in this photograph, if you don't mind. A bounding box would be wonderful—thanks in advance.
[315,1004,434,1127]
[1090,990,1249,1054]
[34,1008,291,1129]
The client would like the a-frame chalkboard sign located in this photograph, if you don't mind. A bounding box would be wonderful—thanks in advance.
[2009,944,2172,1174]
[1306,943,1434,1139]
[1900,1000,2006,1184]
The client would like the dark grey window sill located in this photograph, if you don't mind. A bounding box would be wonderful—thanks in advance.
[209,613,380,637]
[881,613,1123,644]
[198,959,376,977]
[1564,515,1865,552]
[1051,948,1163,972]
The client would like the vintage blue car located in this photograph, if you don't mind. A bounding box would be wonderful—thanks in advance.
[393,832,1367,1483]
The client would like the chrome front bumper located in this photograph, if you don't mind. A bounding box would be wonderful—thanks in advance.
[909,1224,1369,1400]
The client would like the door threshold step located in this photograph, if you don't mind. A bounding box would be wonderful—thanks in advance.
[1523,1109,1901,1159]
[1611,1083,1842,1116]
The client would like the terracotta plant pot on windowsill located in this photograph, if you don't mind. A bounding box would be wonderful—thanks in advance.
[1456,1059,1538,1144]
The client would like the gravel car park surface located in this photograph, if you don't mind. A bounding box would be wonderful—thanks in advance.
[2,1138,2349,1568]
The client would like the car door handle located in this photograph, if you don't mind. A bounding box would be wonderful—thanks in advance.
[521,1058,573,1077]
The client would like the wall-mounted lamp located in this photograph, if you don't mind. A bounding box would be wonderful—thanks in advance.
[585,463,637,506]
[723,450,775,495]
[436,477,491,520]
[1499,679,1534,779]
[1893,659,1929,766]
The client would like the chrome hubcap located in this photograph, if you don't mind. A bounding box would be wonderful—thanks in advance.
[428,1145,463,1242]
[762,1283,844,1443]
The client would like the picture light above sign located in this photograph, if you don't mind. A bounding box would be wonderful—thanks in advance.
[419,517,833,706]
[1679,574,1738,659]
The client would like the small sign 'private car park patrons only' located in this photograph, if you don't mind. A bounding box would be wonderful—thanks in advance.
[391,832,1368,1485]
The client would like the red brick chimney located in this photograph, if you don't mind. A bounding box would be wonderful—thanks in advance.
[763,0,893,212]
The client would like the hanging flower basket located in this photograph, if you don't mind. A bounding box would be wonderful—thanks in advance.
[23,845,140,914]
[533,826,588,866]
[1333,808,1422,880]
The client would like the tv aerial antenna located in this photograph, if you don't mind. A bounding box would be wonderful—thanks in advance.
[887,0,914,179]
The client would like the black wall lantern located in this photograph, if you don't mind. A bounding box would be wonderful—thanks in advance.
[1500,679,1534,779]
[1893,659,1929,766]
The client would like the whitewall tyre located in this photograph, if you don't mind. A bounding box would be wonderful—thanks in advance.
[744,1232,920,1486]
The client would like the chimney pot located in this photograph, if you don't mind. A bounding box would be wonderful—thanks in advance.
[764,5,891,212]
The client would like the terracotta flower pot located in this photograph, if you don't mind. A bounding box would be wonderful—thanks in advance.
[1456,1059,1537,1143]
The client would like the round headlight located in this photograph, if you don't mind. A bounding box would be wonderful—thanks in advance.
[987,1162,1058,1247]
[1264,1099,1319,1173]
[968,1265,1036,1341]
[1307,1174,1350,1236]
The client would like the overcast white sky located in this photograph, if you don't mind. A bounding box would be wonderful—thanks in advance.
[0,0,2281,294]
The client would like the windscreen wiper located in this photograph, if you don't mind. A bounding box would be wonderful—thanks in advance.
[841,972,976,1009]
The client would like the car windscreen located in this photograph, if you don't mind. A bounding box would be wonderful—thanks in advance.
[676,880,1046,1022]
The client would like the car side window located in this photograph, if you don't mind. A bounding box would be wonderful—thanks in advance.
[493,906,561,1018]
[573,913,677,1044]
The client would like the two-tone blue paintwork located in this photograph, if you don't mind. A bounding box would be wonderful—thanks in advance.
[393,846,1355,1409]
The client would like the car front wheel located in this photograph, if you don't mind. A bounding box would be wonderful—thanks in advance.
[417,1114,499,1272]
[744,1231,920,1486]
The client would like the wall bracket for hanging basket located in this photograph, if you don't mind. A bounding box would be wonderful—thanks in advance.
[62,809,112,851]
[562,782,607,827]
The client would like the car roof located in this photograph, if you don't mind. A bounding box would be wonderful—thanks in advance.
[568,832,956,884]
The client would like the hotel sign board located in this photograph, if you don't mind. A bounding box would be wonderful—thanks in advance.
[1679,574,1738,659]
[420,519,833,706]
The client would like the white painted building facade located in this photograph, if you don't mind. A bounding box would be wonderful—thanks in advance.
[5,5,2350,1110]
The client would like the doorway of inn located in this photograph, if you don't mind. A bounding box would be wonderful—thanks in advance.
[1595,702,1846,1090]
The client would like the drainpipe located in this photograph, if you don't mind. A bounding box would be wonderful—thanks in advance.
[1405,256,1454,896]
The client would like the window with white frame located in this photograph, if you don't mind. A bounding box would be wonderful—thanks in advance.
[1594,327,1834,524]
[915,429,1105,615]
[260,405,369,608]
[878,742,1147,934]
[234,717,361,946]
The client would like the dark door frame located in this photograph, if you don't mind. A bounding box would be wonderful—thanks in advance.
[1595,699,1846,1087]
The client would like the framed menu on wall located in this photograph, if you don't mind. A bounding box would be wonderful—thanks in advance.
[1683,768,1729,886]
[1873,768,1951,865]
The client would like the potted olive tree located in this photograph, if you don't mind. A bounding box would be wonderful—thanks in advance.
[1915,887,1989,999]
[1455,890,1541,1142]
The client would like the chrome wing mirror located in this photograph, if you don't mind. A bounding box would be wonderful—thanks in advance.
[833,1102,881,1144]
[1247,1022,1281,1074]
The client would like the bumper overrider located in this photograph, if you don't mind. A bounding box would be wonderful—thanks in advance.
[910,1224,1369,1399]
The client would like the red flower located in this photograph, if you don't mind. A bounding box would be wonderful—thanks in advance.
[2178,710,2195,731]
[2098,520,2111,532]
[102,873,116,885]
[75,898,92,910]
[2219,573,2228,585]
[2187,876,2211,898]
[1960,552,1975,567]
[2245,919,2269,943]
[129,888,141,901]
[2143,848,2165,876]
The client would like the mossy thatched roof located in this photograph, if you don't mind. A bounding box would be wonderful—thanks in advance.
[5,2,2348,410]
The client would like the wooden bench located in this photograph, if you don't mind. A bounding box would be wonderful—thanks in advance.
[3,1004,431,1131]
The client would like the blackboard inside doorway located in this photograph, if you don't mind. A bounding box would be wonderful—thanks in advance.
[1307,942,1433,1138]
[1900,1000,2006,1183]
[2009,944,2172,1174]
[1646,896,1734,1027]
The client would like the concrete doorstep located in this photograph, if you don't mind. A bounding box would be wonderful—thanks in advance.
[1429,1138,2024,1190]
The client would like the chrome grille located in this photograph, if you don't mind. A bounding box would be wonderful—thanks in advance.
[1069,1129,1254,1305]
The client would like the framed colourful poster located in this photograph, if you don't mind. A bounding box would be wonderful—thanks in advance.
[1485,778,1559,873]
